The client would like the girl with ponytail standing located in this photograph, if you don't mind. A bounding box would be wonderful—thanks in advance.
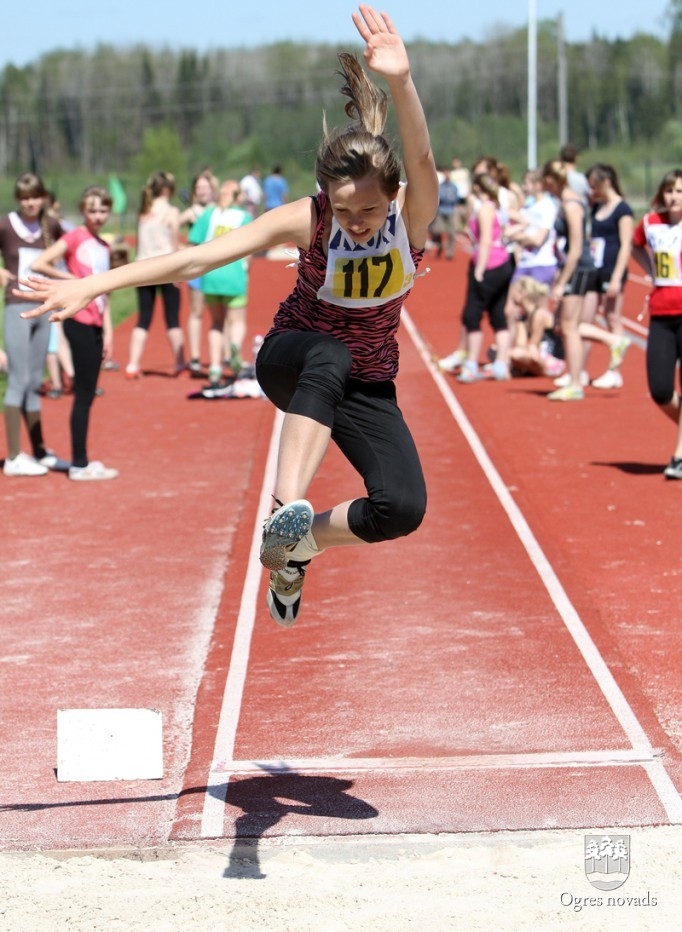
[126,171,185,378]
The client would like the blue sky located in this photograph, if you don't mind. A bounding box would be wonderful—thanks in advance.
[3,1,672,69]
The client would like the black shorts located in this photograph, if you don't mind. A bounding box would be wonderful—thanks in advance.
[562,267,599,297]
[593,266,628,293]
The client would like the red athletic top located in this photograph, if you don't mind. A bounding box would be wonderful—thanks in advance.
[266,191,424,381]
[633,211,682,316]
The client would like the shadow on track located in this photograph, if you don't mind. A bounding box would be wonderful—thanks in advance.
[590,461,665,475]
[219,767,379,879]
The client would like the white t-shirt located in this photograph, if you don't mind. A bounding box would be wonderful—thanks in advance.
[517,195,559,268]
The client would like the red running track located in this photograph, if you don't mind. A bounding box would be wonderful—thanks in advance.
[1,250,680,855]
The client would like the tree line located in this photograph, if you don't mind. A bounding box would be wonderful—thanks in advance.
[1,12,681,201]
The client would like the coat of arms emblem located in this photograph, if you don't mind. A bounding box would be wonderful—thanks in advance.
[584,835,630,891]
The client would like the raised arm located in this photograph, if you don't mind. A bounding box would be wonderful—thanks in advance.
[352,5,438,246]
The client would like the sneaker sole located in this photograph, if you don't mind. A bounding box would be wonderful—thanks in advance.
[260,500,313,571]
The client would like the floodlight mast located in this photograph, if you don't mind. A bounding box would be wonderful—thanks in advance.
[527,0,538,169]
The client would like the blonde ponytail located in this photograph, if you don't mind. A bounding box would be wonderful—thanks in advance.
[315,53,401,199]
[337,52,388,137]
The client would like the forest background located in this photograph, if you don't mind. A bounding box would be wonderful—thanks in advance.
[4,9,682,224]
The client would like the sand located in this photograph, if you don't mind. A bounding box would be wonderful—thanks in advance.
[2,826,680,930]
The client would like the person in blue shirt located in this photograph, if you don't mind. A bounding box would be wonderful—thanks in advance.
[430,171,459,259]
[262,166,289,210]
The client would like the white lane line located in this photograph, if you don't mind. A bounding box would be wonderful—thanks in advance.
[401,307,682,823]
[200,408,283,838]
[210,749,662,774]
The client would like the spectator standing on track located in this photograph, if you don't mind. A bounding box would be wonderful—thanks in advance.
[452,172,514,383]
[430,170,459,259]
[30,185,118,481]
[542,159,596,401]
[439,155,519,375]
[126,171,185,379]
[631,169,682,479]
[188,179,252,385]
[262,166,289,211]
[17,5,438,628]
[180,170,219,376]
[0,172,65,477]
[576,163,633,389]
[240,168,263,219]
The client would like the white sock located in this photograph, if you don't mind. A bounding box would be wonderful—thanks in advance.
[288,528,323,562]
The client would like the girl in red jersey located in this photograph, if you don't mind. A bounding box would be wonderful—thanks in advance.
[631,169,682,479]
[16,6,438,624]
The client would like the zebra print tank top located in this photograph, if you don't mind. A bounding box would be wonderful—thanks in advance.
[266,190,424,381]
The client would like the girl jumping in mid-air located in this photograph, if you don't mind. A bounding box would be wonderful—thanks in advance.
[17,5,439,624]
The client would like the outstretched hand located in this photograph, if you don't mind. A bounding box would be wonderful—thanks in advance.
[352,5,409,80]
[12,277,91,321]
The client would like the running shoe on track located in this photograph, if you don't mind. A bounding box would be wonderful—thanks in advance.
[547,385,585,401]
[2,452,48,477]
[609,336,631,370]
[663,456,682,480]
[267,560,309,626]
[69,461,119,481]
[438,348,467,372]
[260,499,313,571]
[591,369,623,389]
[456,361,480,383]
[553,370,589,388]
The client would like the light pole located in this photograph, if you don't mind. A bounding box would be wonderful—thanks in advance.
[528,0,537,168]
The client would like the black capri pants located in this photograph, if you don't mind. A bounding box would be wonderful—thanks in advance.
[256,330,427,544]
[462,258,514,333]
[136,283,181,331]
[646,315,682,406]
[63,318,103,467]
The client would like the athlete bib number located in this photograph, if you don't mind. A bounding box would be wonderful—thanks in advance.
[653,251,677,281]
[332,249,407,301]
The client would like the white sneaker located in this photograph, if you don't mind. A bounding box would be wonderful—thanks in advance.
[3,452,48,477]
[553,370,588,388]
[438,348,467,372]
[591,369,623,390]
[69,461,119,481]
[456,361,479,383]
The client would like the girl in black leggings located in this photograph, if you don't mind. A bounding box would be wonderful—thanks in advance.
[31,186,118,480]
[17,7,438,619]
